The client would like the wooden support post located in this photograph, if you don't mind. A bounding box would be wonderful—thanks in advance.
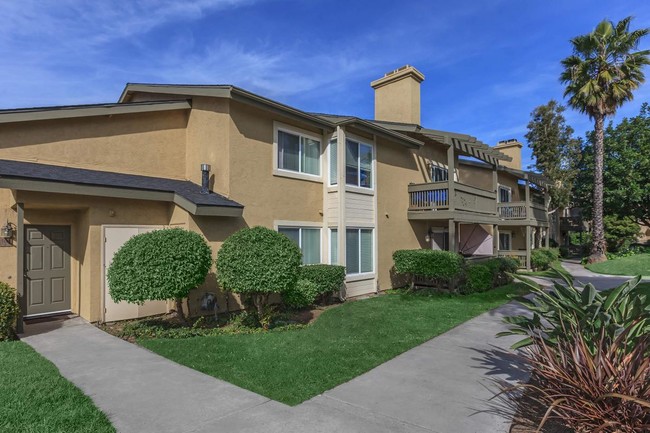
[493,224,499,257]
[448,219,457,253]
[545,228,550,248]
[525,225,532,270]
[16,202,24,334]
[447,139,455,213]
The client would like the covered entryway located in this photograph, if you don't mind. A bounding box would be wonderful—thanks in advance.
[24,225,71,317]
[103,225,167,322]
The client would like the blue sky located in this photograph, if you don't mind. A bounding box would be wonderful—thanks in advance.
[2,1,650,169]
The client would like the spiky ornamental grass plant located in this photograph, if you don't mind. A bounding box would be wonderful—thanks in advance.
[499,271,650,432]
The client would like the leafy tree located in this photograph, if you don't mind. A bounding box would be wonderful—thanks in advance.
[604,215,640,252]
[107,228,212,324]
[216,226,301,324]
[574,103,650,229]
[525,100,581,211]
[560,17,650,263]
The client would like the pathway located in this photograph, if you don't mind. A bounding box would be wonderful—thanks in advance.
[21,301,531,433]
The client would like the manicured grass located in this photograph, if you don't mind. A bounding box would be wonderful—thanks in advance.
[586,253,650,277]
[0,341,114,433]
[141,283,526,406]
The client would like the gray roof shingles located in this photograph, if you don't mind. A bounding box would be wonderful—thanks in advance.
[0,159,242,208]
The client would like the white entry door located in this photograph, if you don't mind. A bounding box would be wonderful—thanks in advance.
[103,226,168,322]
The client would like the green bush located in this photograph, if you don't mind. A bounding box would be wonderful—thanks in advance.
[530,248,559,271]
[0,282,19,341]
[107,228,212,322]
[216,226,302,321]
[392,249,464,289]
[460,265,493,294]
[604,215,640,253]
[500,274,650,354]
[559,245,570,258]
[299,264,346,301]
[283,279,320,309]
[484,257,519,287]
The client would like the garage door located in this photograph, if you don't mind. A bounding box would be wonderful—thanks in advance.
[103,226,168,322]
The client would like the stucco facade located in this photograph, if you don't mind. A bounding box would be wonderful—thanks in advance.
[0,66,550,326]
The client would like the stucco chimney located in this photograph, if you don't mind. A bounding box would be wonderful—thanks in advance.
[495,139,523,170]
[371,65,425,125]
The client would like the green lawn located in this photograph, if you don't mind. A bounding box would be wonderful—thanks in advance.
[586,253,650,277]
[518,261,572,279]
[141,284,526,406]
[0,342,114,433]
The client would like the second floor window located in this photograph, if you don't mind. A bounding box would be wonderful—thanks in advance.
[498,186,512,203]
[346,139,373,189]
[430,165,449,182]
[277,130,321,176]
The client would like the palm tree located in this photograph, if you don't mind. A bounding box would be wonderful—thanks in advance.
[561,17,650,263]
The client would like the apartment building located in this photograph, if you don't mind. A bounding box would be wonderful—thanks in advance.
[0,65,549,326]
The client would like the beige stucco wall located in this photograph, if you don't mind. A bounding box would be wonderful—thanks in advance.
[0,110,188,179]
[376,137,432,290]
[458,162,494,191]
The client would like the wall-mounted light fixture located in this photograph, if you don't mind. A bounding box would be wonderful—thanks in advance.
[1,221,14,240]
[425,227,433,243]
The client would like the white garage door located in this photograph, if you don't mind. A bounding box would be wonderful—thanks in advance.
[103,226,168,322]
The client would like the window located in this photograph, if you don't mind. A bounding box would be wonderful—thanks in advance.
[330,228,338,263]
[498,186,512,203]
[430,165,449,182]
[345,139,373,188]
[329,138,337,185]
[346,228,373,274]
[277,129,321,176]
[278,226,321,264]
[499,232,512,250]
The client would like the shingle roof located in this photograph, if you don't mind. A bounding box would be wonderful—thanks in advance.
[0,159,243,209]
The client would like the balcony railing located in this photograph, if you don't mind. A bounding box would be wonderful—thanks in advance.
[497,201,527,219]
[408,182,449,210]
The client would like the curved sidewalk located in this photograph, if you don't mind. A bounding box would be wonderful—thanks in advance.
[21,299,533,433]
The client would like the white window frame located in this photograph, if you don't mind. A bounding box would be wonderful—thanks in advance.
[273,122,323,183]
[499,230,512,251]
[498,184,512,203]
[275,221,323,264]
[345,227,375,277]
[328,137,338,186]
[344,135,375,191]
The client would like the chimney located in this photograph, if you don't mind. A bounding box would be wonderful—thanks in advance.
[200,163,211,194]
[494,139,523,170]
[371,65,425,125]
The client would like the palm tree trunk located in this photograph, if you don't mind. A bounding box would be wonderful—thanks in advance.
[589,114,607,263]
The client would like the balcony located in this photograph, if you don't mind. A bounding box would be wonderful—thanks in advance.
[409,182,549,224]
[408,181,497,220]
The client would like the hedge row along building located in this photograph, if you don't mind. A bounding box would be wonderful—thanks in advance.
[0,65,550,326]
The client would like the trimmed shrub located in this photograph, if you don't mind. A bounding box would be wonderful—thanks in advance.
[107,228,212,323]
[530,248,559,271]
[559,245,570,258]
[392,249,464,289]
[460,265,493,294]
[299,264,346,302]
[216,226,302,320]
[484,257,519,287]
[0,282,19,341]
[283,279,320,309]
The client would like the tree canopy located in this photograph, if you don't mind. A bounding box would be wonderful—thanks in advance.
[525,100,581,211]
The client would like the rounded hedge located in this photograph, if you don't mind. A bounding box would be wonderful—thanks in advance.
[283,279,320,308]
[461,264,493,294]
[531,248,560,271]
[0,282,19,341]
[392,249,464,280]
[107,228,212,304]
[216,226,302,296]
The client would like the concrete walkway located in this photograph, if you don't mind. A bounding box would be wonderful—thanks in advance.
[560,260,649,290]
[21,301,531,433]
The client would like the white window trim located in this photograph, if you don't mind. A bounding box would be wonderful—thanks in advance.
[275,221,323,264]
[329,227,338,265]
[273,122,323,183]
[345,226,375,278]
[344,134,375,192]
[328,137,338,187]
[499,230,512,251]
[497,184,512,203]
